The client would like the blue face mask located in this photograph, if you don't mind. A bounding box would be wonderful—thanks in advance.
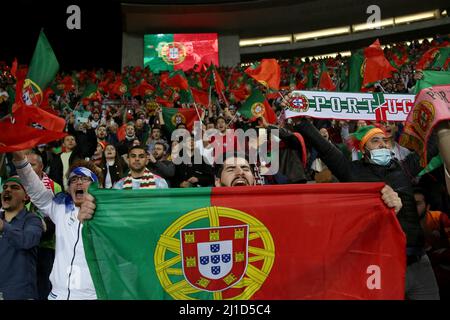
[368,148,392,166]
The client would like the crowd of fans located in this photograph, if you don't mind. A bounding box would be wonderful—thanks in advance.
[0,34,450,300]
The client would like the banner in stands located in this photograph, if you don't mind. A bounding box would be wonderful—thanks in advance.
[83,183,406,300]
[284,90,415,122]
[144,33,219,73]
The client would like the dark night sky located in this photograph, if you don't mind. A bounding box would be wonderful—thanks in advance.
[1,0,123,71]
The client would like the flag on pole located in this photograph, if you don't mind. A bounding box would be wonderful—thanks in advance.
[239,89,277,124]
[22,30,59,106]
[245,59,281,90]
[161,107,200,132]
[362,39,397,88]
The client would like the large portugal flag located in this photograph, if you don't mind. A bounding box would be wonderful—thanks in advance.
[83,183,406,300]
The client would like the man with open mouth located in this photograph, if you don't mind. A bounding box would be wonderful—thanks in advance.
[214,152,256,187]
[0,176,43,300]
[12,151,101,300]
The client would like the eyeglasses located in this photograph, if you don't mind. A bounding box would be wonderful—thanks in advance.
[69,176,92,184]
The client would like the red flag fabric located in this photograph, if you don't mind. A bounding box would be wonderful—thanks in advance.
[163,71,189,91]
[318,64,336,91]
[245,58,281,90]
[117,124,127,142]
[13,103,66,132]
[11,58,18,79]
[362,39,397,87]
[191,87,210,106]
[210,182,406,299]
[0,120,66,153]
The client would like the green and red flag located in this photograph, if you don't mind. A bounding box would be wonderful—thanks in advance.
[163,70,190,91]
[83,182,405,300]
[22,30,59,106]
[416,45,450,71]
[239,89,277,124]
[132,79,155,98]
[362,39,397,88]
[161,106,200,132]
[143,33,218,72]
[388,45,410,69]
[109,77,129,98]
[318,62,336,91]
[431,47,450,70]
[81,82,102,106]
[245,58,281,90]
[300,63,314,89]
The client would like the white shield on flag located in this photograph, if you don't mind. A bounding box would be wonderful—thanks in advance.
[197,240,233,279]
[169,47,179,60]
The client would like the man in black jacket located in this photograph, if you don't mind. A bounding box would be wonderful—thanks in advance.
[294,119,439,299]
[147,141,175,186]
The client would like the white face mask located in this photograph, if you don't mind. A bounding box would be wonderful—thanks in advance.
[368,148,392,166]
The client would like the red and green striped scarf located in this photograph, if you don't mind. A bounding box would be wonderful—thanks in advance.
[122,168,156,190]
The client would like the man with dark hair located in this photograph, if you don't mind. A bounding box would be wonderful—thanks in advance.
[173,136,214,188]
[12,151,101,300]
[0,176,43,300]
[214,152,255,187]
[96,124,108,144]
[147,141,175,185]
[116,122,137,156]
[114,146,168,189]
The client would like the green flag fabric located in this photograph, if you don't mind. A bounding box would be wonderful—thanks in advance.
[414,71,450,94]
[347,50,364,92]
[22,30,59,106]
[431,47,450,70]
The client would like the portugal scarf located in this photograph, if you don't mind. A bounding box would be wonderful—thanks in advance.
[122,168,156,190]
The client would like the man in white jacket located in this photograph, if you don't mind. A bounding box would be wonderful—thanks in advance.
[12,151,98,300]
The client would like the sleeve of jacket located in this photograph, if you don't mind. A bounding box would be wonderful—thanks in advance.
[48,156,63,188]
[2,213,43,250]
[293,119,352,182]
[275,126,302,149]
[13,160,60,223]
[153,161,176,178]
[83,128,98,159]
[195,164,215,187]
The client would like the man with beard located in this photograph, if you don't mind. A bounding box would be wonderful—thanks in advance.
[147,141,175,186]
[12,151,102,300]
[0,176,43,300]
[96,124,108,144]
[116,122,138,157]
[114,146,168,189]
[214,153,256,187]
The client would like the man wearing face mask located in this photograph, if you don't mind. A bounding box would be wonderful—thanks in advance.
[294,120,440,300]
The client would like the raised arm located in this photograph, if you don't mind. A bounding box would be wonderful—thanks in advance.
[11,151,58,222]
[293,119,353,182]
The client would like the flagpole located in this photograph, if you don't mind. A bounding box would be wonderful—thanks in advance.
[191,97,204,127]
